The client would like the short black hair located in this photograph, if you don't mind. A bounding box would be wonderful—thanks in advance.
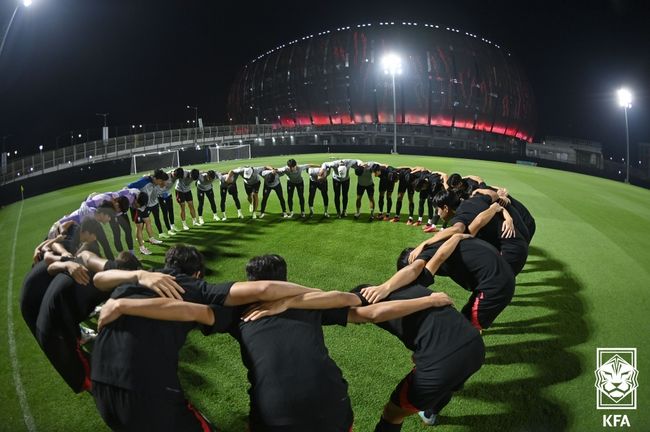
[165,244,205,277]
[153,169,169,181]
[173,167,184,178]
[115,251,142,270]
[287,158,297,167]
[397,247,414,270]
[80,217,104,237]
[190,169,200,181]
[370,163,381,173]
[136,192,148,208]
[246,254,287,281]
[207,170,216,180]
[354,166,364,176]
[432,189,461,210]
[447,173,463,188]
[116,196,130,213]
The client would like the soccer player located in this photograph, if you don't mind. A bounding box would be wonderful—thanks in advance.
[89,246,326,432]
[196,170,219,224]
[98,253,451,431]
[322,159,361,218]
[232,166,267,218]
[157,170,178,235]
[218,170,243,220]
[20,238,143,394]
[174,167,200,229]
[306,165,330,217]
[108,188,149,254]
[372,163,401,221]
[364,233,516,333]
[353,236,485,430]
[354,161,380,221]
[411,189,529,275]
[391,167,416,224]
[278,158,319,217]
[47,204,116,260]
[410,169,443,230]
[259,169,288,218]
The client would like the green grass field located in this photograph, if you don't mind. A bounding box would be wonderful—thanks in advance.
[1,153,649,431]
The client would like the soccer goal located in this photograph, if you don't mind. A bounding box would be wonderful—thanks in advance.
[209,144,251,163]
[130,149,180,174]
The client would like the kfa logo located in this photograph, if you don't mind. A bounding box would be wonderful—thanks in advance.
[595,348,638,410]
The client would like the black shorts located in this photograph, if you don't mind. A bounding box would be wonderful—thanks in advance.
[92,381,216,432]
[248,395,353,432]
[356,184,374,198]
[500,237,528,276]
[379,177,396,194]
[390,337,484,412]
[175,190,193,203]
[130,207,150,224]
[244,181,261,196]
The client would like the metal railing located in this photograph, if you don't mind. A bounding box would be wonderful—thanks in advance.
[1,124,276,184]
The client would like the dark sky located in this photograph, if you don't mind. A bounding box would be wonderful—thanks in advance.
[1,0,648,161]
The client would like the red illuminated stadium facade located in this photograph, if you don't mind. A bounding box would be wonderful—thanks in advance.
[228,21,536,148]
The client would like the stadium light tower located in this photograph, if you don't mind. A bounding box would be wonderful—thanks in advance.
[187,105,198,144]
[381,53,402,154]
[617,88,632,184]
[0,0,33,61]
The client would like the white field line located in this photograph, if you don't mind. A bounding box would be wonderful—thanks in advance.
[6,200,37,431]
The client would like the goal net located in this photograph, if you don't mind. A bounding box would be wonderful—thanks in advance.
[209,144,251,163]
[130,150,180,174]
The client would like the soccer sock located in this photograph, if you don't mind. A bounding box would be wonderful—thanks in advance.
[427,218,432,225]
[418,216,423,222]
[395,200,402,215]
[374,417,403,432]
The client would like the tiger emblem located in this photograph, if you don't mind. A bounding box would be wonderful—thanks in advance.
[595,354,639,402]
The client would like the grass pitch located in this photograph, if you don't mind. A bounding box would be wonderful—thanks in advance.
[1,153,649,431]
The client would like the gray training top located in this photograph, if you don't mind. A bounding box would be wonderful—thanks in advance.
[175,171,195,193]
[357,162,379,187]
[278,164,310,184]
[232,167,265,185]
[323,159,361,181]
[196,173,216,191]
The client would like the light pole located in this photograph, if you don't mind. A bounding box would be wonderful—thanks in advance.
[0,0,32,62]
[38,144,43,173]
[617,88,632,184]
[96,113,109,141]
[187,105,198,144]
[381,53,402,154]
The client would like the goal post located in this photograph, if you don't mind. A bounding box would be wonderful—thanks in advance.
[130,149,180,174]
[209,144,251,163]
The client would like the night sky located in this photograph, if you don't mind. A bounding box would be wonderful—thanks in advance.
[0,0,648,161]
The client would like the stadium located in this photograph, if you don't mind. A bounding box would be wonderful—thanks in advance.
[1,5,649,432]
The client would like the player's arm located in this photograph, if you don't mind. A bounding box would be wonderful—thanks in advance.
[363,233,470,303]
[348,292,453,323]
[97,298,214,331]
[223,281,320,306]
[467,202,502,236]
[465,174,485,184]
[93,269,185,298]
[47,260,91,285]
[408,222,466,263]
[50,240,74,258]
[241,291,361,321]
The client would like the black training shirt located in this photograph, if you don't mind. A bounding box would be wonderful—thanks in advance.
[374,283,480,369]
[207,306,350,426]
[91,270,234,392]
[417,238,514,300]
[450,194,502,248]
